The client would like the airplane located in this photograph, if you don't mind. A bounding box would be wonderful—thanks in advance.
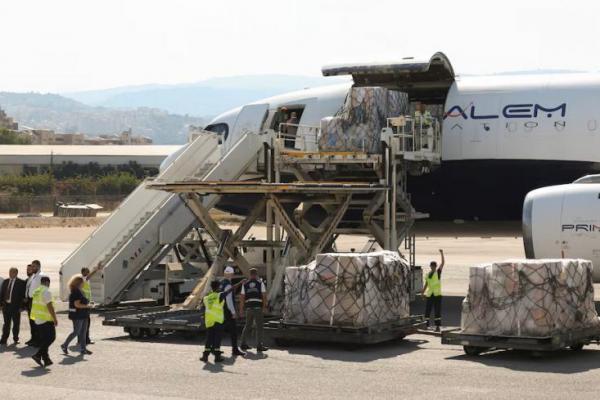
[204,52,600,221]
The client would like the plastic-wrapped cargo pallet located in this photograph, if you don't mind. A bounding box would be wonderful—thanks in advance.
[319,87,409,153]
[283,251,410,327]
[461,259,600,336]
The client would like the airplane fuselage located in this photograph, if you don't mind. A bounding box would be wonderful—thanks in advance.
[206,72,600,220]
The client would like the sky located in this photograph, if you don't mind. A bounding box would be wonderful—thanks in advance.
[2,0,599,93]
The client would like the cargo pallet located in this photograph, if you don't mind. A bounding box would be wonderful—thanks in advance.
[442,326,600,356]
[264,315,425,347]
[103,308,205,339]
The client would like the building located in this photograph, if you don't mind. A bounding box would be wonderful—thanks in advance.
[0,144,182,175]
[24,128,152,146]
[0,107,18,131]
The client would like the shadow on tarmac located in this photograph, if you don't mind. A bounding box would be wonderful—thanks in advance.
[446,348,600,373]
[277,337,427,362]
[21,366,51,377]
[59,353,88,365]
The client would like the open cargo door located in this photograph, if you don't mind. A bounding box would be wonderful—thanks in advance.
[322,52,455,103]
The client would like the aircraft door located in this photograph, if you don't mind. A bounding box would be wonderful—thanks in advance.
[226,103,269,152]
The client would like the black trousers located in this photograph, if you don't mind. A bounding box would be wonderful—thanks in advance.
[223,312,238,350]
[86,315,91,343]
[1,304,21,342]
[204,323,223,354]
[425,295,442,327]
[27,299,38,343]
[34,322,55,360]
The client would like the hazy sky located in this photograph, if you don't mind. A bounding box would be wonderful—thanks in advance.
[2,0,598,93]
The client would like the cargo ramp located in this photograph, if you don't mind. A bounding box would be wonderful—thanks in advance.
[60,131,264,305]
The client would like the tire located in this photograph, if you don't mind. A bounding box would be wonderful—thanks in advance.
[128,327,145,339]
[463,345,484,356]
[146,328,160,338]
[570,343,584,351]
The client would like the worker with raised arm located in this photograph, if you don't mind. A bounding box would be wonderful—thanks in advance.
[422,249,445,332]
[201,279,246,363]
[220,266,246,357]
[81,263,102,345]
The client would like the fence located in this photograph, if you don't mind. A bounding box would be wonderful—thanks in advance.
[0,194,126,213]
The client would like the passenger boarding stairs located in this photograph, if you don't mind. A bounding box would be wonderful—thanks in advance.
[60,131,264,305]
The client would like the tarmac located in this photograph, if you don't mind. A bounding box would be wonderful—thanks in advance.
[1,298,600,400]
[3,224,600,399]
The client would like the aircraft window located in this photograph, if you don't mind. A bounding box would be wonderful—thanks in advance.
[205,123,229,144]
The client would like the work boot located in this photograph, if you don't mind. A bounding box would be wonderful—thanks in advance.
[232,347,246,357]
[256,345,269,352]
[240,343,251,351]
[200,351,210,362]
[214,351,224,362]
[31,354,43,367]
[43,356,53,367]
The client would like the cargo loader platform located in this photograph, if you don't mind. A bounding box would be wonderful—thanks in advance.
[442,326,600,356]
[265,315,425,347]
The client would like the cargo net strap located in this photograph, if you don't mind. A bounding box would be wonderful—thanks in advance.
[283,252,410,328]
[462,260,600,336]
[319,87,409,153]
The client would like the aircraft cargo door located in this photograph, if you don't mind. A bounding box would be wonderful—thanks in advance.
[226,103,269,153]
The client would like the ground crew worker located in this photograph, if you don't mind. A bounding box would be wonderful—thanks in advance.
[30,274,58,367]
[240,268,268,352]
[422,249,445,332]
[81,263,102,345]
[221,266,246,357]
[201,279,246,363]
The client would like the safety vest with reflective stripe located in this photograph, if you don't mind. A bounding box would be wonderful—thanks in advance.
[30,286,53,322]
[203,292,224,328]
[425,271,442,297]
[82,280,91,301]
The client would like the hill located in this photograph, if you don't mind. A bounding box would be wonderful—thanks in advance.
[64,75,346,117]
[0,92,204,144]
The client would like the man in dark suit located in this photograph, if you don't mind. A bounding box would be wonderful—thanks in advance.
[0,267,26,345]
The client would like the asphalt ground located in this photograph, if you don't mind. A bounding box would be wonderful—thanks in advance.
[1,298,600,400]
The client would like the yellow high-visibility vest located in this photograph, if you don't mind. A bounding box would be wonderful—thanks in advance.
[30,286,53,322]
[82,280,91,301]
[203,292,224,328]
[425,271,442,297]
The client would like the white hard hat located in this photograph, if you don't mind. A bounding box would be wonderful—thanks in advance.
[224,266,235,274]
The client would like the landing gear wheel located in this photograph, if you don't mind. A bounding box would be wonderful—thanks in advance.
[146,328,160,338]
[463,345,484,356]
[570,343,584,351]
[128,327,145,340]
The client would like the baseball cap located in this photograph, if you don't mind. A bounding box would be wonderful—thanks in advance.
[224,266,235,274]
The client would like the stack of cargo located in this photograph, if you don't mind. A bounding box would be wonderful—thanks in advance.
[319,87,409,153]
[283,251,410,327]
[461,259,600,336]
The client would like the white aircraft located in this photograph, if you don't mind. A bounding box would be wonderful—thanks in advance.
[205,52,600,221]
[524,175,600,281]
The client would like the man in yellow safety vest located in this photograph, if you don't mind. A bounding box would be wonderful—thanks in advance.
[30,275,58,367]
[81,263,102,346]
[201,279,246,363]
[422,249,445,332]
